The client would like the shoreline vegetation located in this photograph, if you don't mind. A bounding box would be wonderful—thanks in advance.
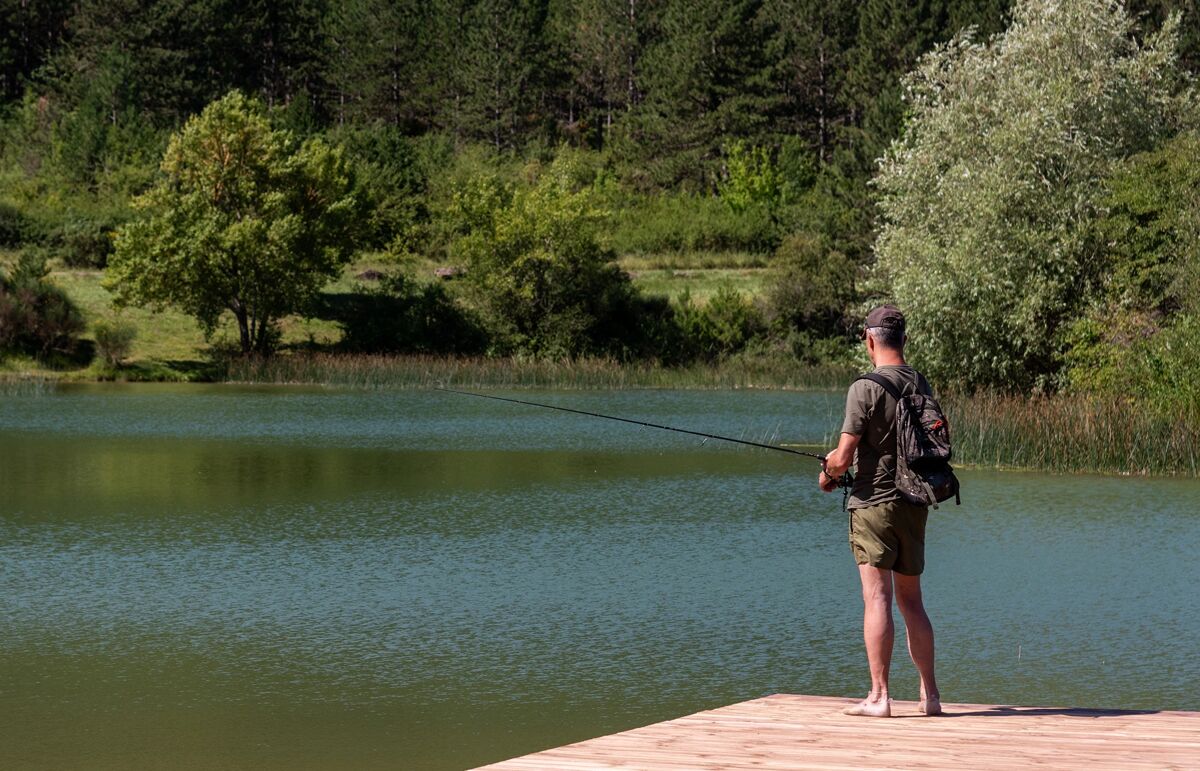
[4,356,1197,478]
[3,2,1199,479]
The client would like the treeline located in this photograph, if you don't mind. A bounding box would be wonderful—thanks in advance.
[3,0,1200,401]
[0,0,1035,270]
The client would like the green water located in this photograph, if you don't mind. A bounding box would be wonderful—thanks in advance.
[2,385,1197,770]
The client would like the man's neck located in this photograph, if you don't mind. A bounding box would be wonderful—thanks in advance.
[872,351,907,368]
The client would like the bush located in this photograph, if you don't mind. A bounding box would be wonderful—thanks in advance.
[93,318,137,366]
[674,285,765,361]
[766,231,858,338]
[53,213,123,268]
[0,201,33,247]
[324,273,487,355]
[450,153,643,357]
[0,252,86,357]
[329,123,425,250]
[606,191,779,255]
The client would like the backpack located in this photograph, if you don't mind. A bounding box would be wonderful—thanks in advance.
[856,372,961,509]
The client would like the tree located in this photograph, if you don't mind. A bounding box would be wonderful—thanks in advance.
[449,152,640,356]
[552,0,659,148]
[323,0,436,129]
[873,0,1193,390]
[615,0,779,189]
[453,0,553,151]
[107,91,360,355]
[762,0,858,166]
[0,0,71,105]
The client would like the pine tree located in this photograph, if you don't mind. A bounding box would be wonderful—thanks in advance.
[762,0,858,166]
[453,0,553,151]
[0,0,72,106]
[617,0,779,189]
[324,0,436,129]
[552,0,661,148]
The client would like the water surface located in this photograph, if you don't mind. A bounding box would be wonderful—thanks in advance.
[2,385,1197,769]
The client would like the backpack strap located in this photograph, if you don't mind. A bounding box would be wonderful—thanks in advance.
[855,372,905,402]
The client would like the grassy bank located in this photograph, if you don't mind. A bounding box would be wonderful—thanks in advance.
[222,353,856,391]
[4,251,766,382]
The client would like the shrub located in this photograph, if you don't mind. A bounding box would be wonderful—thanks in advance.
[324,273,487,355]
[674,286,765,360]
[766,231,858,338]
[93,318,137,366]
[605,191,779,255]
[0,252,85,357]
[0,201,33,247]
[873,0,1193,390]
[450,153,643,357]
[329,123,425,250]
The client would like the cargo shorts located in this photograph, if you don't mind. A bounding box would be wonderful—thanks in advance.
[848,499,929,576]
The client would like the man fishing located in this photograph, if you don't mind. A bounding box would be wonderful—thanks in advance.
[818,304,941,718]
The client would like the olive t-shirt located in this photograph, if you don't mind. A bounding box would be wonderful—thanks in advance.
[839,364,932,510]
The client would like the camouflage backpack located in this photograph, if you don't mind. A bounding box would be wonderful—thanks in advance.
[857,373,961,509]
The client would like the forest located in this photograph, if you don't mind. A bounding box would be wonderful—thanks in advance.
[2,0,1199,406]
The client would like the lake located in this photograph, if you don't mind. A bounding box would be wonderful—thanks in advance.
[2,385,1197,769]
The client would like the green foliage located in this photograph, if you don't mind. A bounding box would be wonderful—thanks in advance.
[107,91,361,355]
[1092,131,1200,313]
[324,273,487,355]
[765,231,857,337]
[329,123,424,249]
[874,0,1192,391]
[0,251,85,357]
[1063,132,1200,402]
[450,152,641,357]
[607,191,779,255]
[93,317,137,366]
[614,0,779,189]
[674,285,765,360]
[0,200,32,246]
[719,140,783,216]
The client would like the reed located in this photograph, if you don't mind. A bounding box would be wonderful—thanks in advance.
[0,375,57,396]
[947,392,1200,476]
[222,352,856,391]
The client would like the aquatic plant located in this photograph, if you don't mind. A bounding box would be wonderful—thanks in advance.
[222,352,855,392]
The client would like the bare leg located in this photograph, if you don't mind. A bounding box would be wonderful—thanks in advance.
[857,565,894,702]
[894,572,939,704]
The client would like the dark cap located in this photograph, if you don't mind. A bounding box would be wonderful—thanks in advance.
[861,304,905,338]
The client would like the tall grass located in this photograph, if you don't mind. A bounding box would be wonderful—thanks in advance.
[947,392,1200,476]
[223,353,855,391]
[0,375,57,395]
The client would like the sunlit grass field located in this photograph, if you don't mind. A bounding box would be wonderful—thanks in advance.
[2,249,769,380]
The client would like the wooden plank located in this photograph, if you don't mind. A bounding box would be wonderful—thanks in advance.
[472,694,1200,770]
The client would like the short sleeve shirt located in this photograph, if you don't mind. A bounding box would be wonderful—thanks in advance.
[840,364,932,509]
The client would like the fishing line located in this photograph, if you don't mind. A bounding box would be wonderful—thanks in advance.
[435,386,828,461]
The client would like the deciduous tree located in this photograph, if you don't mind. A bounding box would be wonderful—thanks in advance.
[107,91,360,354]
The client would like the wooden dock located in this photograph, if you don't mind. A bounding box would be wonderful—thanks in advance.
[474,694,1200,770]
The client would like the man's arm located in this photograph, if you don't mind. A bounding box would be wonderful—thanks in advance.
[819,432,860,493]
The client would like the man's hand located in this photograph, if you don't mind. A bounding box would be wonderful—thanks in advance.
[817,432,861,493]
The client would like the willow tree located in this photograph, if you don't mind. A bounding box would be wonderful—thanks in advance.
[107,91,359,354]
[873,0,1194,390]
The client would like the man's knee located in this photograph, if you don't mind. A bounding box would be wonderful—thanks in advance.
[893,576,925,614]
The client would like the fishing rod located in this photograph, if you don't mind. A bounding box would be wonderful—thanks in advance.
[435,386,853,492]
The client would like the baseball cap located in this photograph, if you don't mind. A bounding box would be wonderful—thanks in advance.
[861,304,905,338]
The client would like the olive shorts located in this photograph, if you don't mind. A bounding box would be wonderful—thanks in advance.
[848,499,929,576]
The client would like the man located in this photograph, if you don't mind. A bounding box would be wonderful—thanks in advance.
[818,304,941,718]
